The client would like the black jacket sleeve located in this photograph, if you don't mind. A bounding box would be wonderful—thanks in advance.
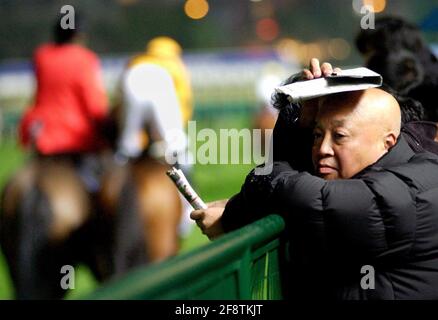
[221,161,291,232]
[221,103,314,231]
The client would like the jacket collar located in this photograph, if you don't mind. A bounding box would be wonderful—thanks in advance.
[375,134,415,168]
[355,135,414,177]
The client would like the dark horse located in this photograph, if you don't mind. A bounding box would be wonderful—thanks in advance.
[0,119,182,299]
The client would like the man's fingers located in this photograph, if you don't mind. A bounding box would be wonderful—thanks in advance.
[190,210,204,220]
[193,215,207,231]
[321,62,333,76]
[307,59,342,78]
[191,206,225,240]
[310,58,321,78]
[302,69,314,80]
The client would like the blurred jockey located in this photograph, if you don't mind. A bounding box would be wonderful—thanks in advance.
[114,36,195,237]
[20,15,109,155]
[18,14,109,191]
[115,36,193,164]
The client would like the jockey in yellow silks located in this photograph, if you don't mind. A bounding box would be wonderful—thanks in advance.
[129,36,193,125]
[115,37,193,163]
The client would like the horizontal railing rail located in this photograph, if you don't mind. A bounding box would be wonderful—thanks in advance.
[86,214,286,300]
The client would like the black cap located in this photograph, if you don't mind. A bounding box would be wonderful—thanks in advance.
[53,9,85,44]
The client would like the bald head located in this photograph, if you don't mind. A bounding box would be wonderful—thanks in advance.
[312,88,401,180]
[319,88,401,136]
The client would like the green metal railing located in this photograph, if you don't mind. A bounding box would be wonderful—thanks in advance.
[87,214,286,300]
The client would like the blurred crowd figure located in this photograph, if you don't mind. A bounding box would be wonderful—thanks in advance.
[356,16,438,122]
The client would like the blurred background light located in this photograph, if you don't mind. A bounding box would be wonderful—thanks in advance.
[328,38,351,60]
[276,38,301,63]
[363,0,386,13]
[256,18,280,42]
[352,0,386,14]
[184,0,209,20]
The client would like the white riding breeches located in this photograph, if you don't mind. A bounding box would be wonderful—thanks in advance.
[117,63,187,164]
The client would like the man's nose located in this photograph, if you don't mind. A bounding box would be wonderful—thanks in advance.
[317,134,334,157]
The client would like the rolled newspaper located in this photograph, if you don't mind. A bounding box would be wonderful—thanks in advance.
[166,167,207,210]
[275,67,382,103]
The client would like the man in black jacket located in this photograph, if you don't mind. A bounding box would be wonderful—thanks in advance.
[191,62,438,299]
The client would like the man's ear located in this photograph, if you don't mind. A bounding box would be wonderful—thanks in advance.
[384,132,398,150]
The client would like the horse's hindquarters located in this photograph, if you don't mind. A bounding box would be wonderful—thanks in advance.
[0,157,95,299]
[98,157,182,277]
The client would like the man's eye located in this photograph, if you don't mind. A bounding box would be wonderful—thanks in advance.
[334,132,346,140]
[313,131,323,139]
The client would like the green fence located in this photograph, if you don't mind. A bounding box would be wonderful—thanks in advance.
[87,214,287,300]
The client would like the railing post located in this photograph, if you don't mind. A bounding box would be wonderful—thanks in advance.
[238,248,251,299]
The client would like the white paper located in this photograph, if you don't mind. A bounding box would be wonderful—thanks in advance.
[166,167,207,210]
[274,67,383,103]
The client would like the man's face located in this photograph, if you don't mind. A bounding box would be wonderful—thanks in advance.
[311,98,388,180]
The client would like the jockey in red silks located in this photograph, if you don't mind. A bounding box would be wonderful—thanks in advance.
[19,16,109,156]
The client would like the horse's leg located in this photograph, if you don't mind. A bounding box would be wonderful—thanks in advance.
[134,159,182,262]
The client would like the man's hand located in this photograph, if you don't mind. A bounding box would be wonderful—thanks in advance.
[301,58,342,80]
[190,199,228,240]
[298,58,342,128]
